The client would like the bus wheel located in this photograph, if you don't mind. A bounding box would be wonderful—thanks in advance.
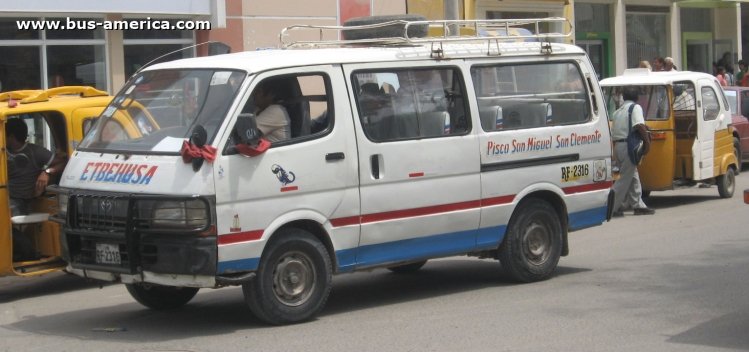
[718,167,736,198]
[126,283,199,310]
[498,199,562,283]
[243,228,332,325]
[387,260,427,273]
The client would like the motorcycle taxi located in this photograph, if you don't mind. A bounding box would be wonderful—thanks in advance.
[0,86,152,277]
[600,69,738,198]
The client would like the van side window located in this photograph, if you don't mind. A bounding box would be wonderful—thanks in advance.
[352,68,469,142]
[471,62,590,130]
[236,73,332,145]
[701,86,720,121]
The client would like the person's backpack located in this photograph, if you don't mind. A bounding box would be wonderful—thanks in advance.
[626,104,647,165]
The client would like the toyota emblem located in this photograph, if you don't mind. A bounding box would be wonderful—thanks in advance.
[100,200,113,213]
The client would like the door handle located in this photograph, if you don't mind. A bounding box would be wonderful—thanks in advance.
[370,154,380,179]
[325,152,345,161]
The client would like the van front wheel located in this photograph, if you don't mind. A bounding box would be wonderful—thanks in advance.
[243,228,332,325]
[717,167,735,198]
[498,199,562,283]
[126,283,199,310]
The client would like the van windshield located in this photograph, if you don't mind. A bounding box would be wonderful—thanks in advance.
[78,69,246,153]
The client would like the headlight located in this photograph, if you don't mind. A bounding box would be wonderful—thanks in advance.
[57,193,69,217]
[140,199,209,230]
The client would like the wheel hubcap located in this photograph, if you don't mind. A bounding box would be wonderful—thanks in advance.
[523,222,551,265]
[272,251,316,307]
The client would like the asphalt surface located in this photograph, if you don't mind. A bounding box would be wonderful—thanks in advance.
[1,168,748,352]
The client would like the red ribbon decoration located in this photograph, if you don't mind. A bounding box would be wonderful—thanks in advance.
[235,138,271,157]
[180,140,217,164]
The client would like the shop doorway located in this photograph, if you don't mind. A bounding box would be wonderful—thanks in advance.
[577,39,607,79]
[683,33,713,74]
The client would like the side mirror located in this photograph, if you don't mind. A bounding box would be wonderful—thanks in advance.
[189,125,208,171]
[233,113,270,157]
[235,113,261,146]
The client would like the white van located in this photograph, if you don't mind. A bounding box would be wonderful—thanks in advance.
[53,18,613,324]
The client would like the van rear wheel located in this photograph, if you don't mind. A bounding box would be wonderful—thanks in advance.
[243,228,332,325]
[498,199,562,283]
[126,283,199,310]
[717,167,736,198]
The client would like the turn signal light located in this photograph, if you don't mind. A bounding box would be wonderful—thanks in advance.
[744,189,749,204]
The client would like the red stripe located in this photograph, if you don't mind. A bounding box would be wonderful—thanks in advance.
[220,182,609,236]
[330,216,361,227]
[481,194,515,207]
[361,200,481,224]
[409,172,425,178]
[281,186,298,192]
[218,230,263,245]
[562,181,613,195]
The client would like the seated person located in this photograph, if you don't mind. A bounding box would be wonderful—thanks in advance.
[6,118,64,216]
[5,118,65,260]
[252,80,291,143]
[673,84,695,111]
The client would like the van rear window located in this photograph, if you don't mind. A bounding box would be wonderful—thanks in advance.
[471,62,591,131]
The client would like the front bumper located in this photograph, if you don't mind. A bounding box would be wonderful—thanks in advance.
[60,191,217,277]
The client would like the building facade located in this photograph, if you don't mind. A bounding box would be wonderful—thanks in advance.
[0,0,746,94]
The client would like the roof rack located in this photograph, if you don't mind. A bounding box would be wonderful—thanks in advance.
[280,17,572,51]
[1,86,108,104]
[0,90,43,102]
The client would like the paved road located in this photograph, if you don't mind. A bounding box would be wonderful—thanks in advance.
[2,171,749,352]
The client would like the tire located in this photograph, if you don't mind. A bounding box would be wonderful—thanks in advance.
[243,228,332,325]
[343,15,428,40]
[733,137,742,174]
[717,167,736,198]
[387,260,427,274]
[126,283,199,310]
[498,199,563,283]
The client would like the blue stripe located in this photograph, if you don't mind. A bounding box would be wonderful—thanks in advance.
[476,225,507,249]
[351,228,483,270]
[217,257,260,274]
[568,206,607,231]
[217,207,604,274]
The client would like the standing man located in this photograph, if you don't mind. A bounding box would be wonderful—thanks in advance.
[735,60,747,86]
[611,87,655,216]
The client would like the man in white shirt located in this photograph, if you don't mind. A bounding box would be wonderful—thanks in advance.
[252,80,291,143]
[611,87,655,216]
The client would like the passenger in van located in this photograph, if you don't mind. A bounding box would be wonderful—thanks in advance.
[610,87,655,217]
[557,66,584,92]
[251,80,291,143]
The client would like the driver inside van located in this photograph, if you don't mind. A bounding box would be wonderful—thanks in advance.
[251,80,291,143]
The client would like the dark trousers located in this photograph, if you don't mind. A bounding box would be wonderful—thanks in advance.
[10,197,37,261]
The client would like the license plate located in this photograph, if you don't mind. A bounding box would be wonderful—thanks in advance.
[95,243,121,265]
